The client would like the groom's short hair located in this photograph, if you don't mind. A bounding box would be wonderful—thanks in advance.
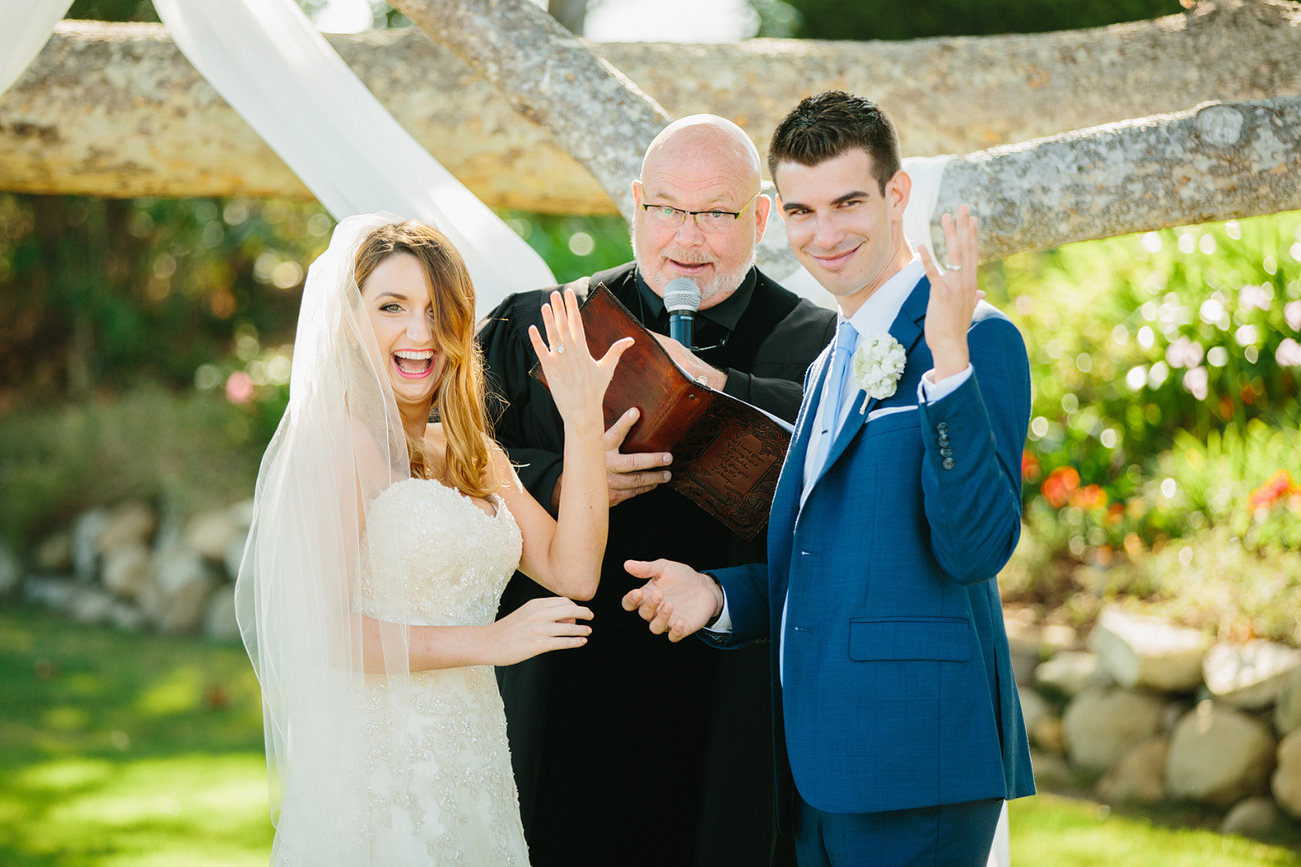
[768,91,901,194]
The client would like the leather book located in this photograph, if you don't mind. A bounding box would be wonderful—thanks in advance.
[533,284,792,541]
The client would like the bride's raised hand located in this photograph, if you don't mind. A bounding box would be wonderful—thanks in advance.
[528,289,632,427]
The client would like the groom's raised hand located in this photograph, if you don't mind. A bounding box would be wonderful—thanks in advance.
[918,204,985,382]
[622,559,723,643]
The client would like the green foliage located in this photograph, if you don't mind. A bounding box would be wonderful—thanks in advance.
[753,0,1183,41]
[65,0,156,22]
[0,386,267,552]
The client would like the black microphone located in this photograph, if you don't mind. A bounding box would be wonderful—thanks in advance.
[664,277,701,349]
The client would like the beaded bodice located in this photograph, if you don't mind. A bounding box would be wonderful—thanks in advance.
[355,477,523,627]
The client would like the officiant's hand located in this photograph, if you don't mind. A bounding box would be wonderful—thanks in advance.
[550,406,673,510]
[622,559,723,642]
[651,333,727,391]
[918,205,985,382]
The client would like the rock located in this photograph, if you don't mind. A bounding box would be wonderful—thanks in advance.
[1033,716,1066,756]
[1030,750,1075,789]
[1204,640,1301,710]
[68,587,115,625]
[1041,623,1081,654]
[101,543,151,598]
[1272,730,1301,819]
[1221,796,1284,838]
[228,498,255,531]
[24,575,76,610]
[108,601,146,632]
[1062,686,1164,773]
[1088,606,1210,692]
[203,584,240,641]
[1019,686,1050,735]
[1097,736,1168,803]
[1166,701,1276,807]
[1276,666,1301,736]
[143,543,219,633]
[97,500,157,553]
[72,508,110,582]
[1037,651,1107,697]
[185,509,237,561]
[0,544,20,596]
[223,528,248,581]
[1162,699,1194,734]
[33,531,73,571]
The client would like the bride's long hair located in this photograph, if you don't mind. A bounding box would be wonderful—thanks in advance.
[353,222,497,498]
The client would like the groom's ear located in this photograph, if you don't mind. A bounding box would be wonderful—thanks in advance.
[886,170,911,220]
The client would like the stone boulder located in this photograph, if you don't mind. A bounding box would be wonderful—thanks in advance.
[203,584,240,641]
[1019,686,1050,735]
[1033,716,1066,756]
[1030,750,1074,789]
[1088,606,1210,692]
[97,500,157,554]
[1274,665,1301,736]
[24,575,76,610]
[33,531,72,572]
[0,544,20,596]
[223,528,248,582]
[185,509,237,561]
[1221,795,1284,839]
[141,544,218,633]
[1062,686,1164,773]
[108,601,146,632]
[102,543,151,598]
[72,508,110,582]
[1097,736,1168,804]
[1036,651,1107,697]
[1204,640,1301,710]
[1166,701,1275,807]
[1272,729,1301,819]
[68,587,115,625]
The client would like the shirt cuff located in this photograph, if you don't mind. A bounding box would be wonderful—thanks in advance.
[703,593,733,634]
[918,364,973,404]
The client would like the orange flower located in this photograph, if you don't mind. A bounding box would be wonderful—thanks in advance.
[1248,470,1300,511]
[1041,466,1080,508]
[1022,451,1041,483]
[1069,484,1108,512]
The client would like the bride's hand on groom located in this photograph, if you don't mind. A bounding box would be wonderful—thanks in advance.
[621,559,722,643]
[485,597,593,666]
[528,288,633,435]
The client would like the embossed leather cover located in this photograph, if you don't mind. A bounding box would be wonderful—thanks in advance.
[533,284,791,540]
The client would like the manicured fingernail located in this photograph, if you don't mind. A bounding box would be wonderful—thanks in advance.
[663,454,672,464]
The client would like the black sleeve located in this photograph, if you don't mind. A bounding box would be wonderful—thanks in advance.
[479,291,567,513]
[721,299,837,424]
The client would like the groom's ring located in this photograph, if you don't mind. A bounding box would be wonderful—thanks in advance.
[946,264,963,272]
[554,344,566,354]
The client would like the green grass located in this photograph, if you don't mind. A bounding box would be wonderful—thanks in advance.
[4,602,1301,865]
[0,604,272,866]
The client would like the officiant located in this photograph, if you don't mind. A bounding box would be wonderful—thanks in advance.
[478,115,835,866]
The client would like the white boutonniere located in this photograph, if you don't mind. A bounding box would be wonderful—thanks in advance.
[852,332,906,412]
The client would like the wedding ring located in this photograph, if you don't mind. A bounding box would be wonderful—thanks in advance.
[946,264,963,272]
[554,344,566,354]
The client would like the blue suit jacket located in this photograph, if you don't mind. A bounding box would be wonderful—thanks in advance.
[706,276,1036,828]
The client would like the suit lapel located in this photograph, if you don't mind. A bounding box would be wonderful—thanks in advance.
[810,276,931,492]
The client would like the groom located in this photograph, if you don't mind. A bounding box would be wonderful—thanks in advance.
[623,91,1035,864]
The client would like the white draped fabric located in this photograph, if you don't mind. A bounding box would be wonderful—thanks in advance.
[0,3,1007,864]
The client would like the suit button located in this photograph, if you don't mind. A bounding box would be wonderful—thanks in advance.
[937,422,948,434]
[938,435,950,447]
[942,457,955,470]
[940,447,953,458]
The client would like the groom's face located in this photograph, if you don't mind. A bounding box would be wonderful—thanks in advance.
[775,148,908,311]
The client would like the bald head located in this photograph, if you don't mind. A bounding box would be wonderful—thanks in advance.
[641,115,762,188]
[632,115,770,308]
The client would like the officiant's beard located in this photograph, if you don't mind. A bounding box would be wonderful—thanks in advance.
[633,240,756,309]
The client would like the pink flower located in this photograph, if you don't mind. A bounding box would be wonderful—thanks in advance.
[226,371,255,404]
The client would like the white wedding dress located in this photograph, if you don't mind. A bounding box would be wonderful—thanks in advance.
[343,477,529,865]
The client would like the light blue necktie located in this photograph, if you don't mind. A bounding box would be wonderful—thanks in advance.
[810,319,858,475]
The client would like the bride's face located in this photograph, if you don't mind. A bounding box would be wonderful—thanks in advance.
[360,252,446,412]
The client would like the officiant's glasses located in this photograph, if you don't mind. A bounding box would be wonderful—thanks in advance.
[640,192,761,232]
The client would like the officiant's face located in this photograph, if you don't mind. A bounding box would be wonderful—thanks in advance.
[776,148,909,312]
[632,126,770,309]
[360,252,447,410]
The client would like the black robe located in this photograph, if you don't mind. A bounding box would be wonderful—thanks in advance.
[479,262,835,867]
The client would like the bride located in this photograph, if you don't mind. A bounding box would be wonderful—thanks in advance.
[235,214,630,864]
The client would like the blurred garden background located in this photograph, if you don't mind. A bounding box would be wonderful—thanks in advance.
[3,0,1301,864]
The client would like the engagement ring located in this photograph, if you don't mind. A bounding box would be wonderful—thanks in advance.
[554,344,566,354]
[946,264,963,272]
